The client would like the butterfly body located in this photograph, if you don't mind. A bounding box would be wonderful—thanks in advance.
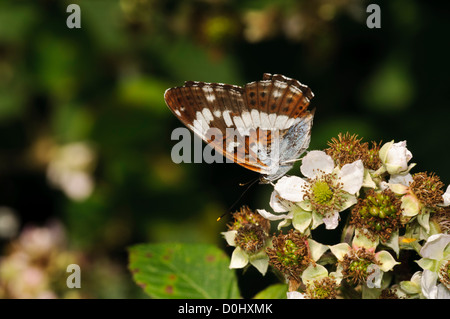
[164,73,314,182]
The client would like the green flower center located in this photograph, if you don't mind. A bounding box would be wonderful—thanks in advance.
[349,260,371,273]
[350,189,402,242]
[360,194,396,219]
[342,248,379,285]
[267,230,311,284]
[277,239,302,267]
[312,181,334,204]
[315,287,331,298]
[306,277,337,299]
[235,224,266,253]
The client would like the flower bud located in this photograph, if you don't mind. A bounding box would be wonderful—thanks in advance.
[379,140,414,175]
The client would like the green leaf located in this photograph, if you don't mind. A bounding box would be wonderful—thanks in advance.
[253,284,288,299]
[128,242,240,299]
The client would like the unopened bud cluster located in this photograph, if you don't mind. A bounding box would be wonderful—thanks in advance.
[351,189,402,241]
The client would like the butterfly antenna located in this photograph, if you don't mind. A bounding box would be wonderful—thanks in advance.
[238,178,257,187]
[216,178,259,222]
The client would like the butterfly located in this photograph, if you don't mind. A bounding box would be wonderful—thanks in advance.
[164,73,314,183]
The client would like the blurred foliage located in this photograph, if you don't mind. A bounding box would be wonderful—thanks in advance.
[129,242,240,299]
[0,0,449,298]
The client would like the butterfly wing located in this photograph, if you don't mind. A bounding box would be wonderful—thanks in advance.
[263,110,315,182]
[164,81,270,174]
[243,74,314,178]
[164,74,314,178]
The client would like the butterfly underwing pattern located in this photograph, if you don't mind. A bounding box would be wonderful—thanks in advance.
[164,73,315,183]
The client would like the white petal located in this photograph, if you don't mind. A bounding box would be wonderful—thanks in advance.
[277,218,293,230]
[410,271,423,286]
[353,228,379,251]
[298,200,313,212]
[420,233,450,260]
[338,160,364,195]
[292,209,312,233]
[270,190,288,212]
[388,141,411,165]
[302,264,328,284]
[340,193,358,211]
[400,271,422,294]
[362,169,377,189]
[385,163,404,175]
[300,151,335,178]
[379,140,394,163]
[221,230,237,246]
[375,250,400,272]
[401,194,421,217]
[417,211,430,234]
[257,209,291,221]
[249,251,269,275]
[274,176,307,202]
[287,291,305,299]
[388,183,409,195]
[389,173,413,186]
[329,269,343,285]
[322,211,339,229]
[421,269,438,299]
[416,257,436,271]
[383,230,400,257]
[443,185,450,206]
[385,141,413,174]
[270,190,294,213]
[229,247,249,269]
[329,243,351,261]
[436,284,450,299]
[308,238,329,261]
[379,181,389,191]
[311,211,324,229]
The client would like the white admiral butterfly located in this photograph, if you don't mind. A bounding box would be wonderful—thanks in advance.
[164,73,314,183]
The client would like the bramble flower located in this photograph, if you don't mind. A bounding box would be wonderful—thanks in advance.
[46,142,97,201]
[286,264,341,299]
[325,133,381,170]
[350,189,403,254]
[387,172,447,236]
[257,194,296,230]
[329,239,399,288]
[0,222,82,299]
[267,151,364,231]
[379,140,415,176]
[325,133,382,188]
[266,229,328,291]
[415,233,450,299]
[409,172,446,209]
[218,133,450,299]
[443,185,450,207]
[222,206,271,275]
